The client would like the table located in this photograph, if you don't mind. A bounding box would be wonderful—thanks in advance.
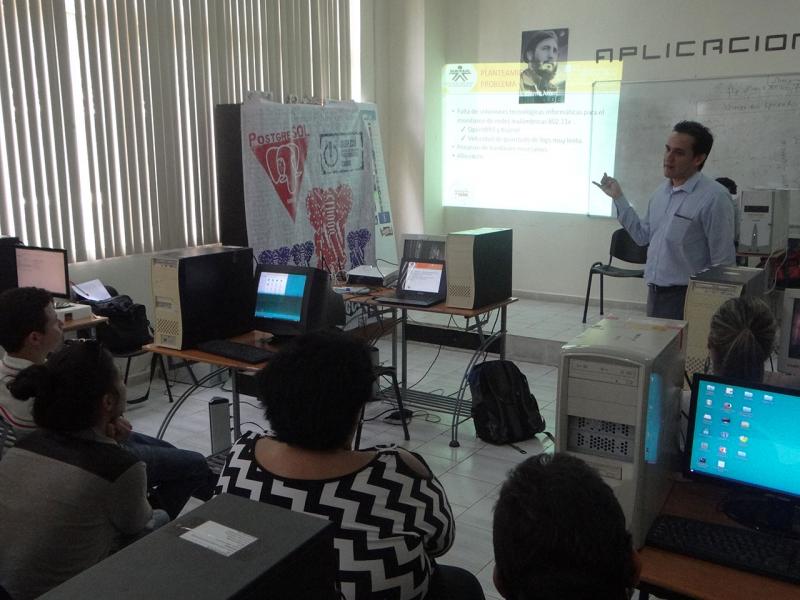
[62,313,108,333]
[638,480,800,600]
[346,291,517,447]
[144,331,276,442]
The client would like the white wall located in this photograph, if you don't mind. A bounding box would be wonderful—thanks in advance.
[370,0,800,303]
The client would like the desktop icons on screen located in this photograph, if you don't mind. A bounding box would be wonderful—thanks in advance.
[686,373,800,500]
[254,271,307,323]
[252,264,344,338]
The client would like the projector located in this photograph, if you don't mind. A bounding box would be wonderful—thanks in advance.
[347,265,398,287]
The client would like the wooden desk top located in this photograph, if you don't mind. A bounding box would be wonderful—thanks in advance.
[62,314,109,333]
[345,288,518,317]
[143,330,277,371]
[639,480,800,599]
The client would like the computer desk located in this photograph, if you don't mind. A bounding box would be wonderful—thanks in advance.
[62,313,108,333]
[144,331,276,442]
[346,291,518,447]
[638,479,800,600]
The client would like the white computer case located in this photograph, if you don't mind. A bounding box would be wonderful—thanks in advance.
[556,317,687,547]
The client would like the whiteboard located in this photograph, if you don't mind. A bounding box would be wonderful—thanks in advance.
[591,73,800,215]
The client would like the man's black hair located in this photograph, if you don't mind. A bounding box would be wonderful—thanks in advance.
[673,120,714,170]
[0,287,53,353]
[493,453,636,600]
[257,331,375,450]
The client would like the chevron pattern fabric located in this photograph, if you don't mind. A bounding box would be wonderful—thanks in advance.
[216,433,455,600]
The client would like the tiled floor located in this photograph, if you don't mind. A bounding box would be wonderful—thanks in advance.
[124,297,646,600]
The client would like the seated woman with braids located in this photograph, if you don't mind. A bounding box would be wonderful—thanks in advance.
[0,340,161,600]
[681,296,777,448]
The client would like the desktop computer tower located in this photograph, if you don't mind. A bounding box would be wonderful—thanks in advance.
[683,265,766,379]
[556,317,687,547]
[738,189,790,254]
[445,228,512,309]
[152,246,254,349]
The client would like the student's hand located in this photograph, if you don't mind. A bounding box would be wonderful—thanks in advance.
[592,172,623,199]
[107,417,133,443]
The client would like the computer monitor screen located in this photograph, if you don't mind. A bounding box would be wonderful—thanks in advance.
[252,264,344,338]
[686,373,800,499]
[255,271,308,323]
[15,245,70,298]
[403,261,444,294]
[778,288,800,376]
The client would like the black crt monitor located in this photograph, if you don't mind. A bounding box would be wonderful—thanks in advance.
[253,264,344,338]
[686,373,800,535]
[14,245,70,299]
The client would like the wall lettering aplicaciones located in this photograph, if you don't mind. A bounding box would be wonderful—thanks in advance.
[596,32,800,62]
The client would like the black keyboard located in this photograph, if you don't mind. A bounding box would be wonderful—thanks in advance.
[646,514,800,584]
[196,339,274,364]
[205,449,230,475]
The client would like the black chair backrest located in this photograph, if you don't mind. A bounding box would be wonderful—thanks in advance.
[609,228,648,265]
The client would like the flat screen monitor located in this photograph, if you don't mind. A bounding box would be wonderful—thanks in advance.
[253,264,344,338]
[15,245,70,298]
[778,287,800,376]
[686,373,800,531]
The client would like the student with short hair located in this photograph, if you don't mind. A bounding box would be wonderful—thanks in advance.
[492,453,640,600]
[217,331,483,600]
[0,340,159,599]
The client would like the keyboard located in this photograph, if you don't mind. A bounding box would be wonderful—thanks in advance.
[205,449,230,475]
[646,514,800,584]
[196,339,274,364]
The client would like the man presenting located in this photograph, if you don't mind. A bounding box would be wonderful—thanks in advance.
[519,30,565,104]
[595,121,735,319]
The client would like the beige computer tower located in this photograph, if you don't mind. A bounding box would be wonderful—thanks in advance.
[556,317,687,547]
[739,189,790,254]
[683,266,766,382]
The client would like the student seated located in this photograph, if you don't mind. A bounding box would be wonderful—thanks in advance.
[493,453,640,600]
[680,296,777,447]
[216,331,484,600]
[0,286,215,518]
[0,340,164,599]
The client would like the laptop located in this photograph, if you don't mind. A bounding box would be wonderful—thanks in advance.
[375,258,447,307]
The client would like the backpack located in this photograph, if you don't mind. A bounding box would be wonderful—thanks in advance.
[469,360,546,445]
[88,294,152,353]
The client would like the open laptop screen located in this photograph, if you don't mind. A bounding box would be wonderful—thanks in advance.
[403,261,444,294]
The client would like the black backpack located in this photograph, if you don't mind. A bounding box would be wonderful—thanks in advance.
[87,294,152,353]
[469,360,546,445]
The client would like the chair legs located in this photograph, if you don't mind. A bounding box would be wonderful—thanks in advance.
[583,263,605,324]
[124,353,174,405]
[354,367,411,449]
[583,271,593,323]
[599,273,605,316]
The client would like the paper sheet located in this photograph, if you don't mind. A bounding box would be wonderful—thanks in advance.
[180,520,257,557]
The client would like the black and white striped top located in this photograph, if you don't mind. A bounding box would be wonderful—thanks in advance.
[216,432,455,600]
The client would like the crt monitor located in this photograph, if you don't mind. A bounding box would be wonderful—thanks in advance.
[253,264,344,338]
[15,245,70,299]
[686,373,800,533]
[778,287,800,376]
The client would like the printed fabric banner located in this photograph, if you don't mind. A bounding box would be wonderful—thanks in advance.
[241,97,376,274]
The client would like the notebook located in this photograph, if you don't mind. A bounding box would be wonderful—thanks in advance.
[375,258,446,307]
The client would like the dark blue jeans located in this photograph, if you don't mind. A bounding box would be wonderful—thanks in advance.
[124,432,214,519]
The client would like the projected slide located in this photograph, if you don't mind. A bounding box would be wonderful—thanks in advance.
[442,61,622,216]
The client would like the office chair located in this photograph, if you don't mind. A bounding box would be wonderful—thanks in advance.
[353,365,410,450]
[583,228,648,323]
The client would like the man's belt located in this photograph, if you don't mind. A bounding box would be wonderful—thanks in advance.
[648,284,688,293]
